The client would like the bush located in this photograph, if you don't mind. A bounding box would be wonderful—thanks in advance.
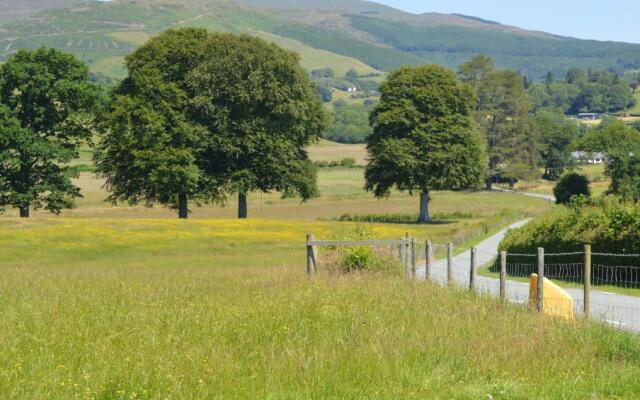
[499,197,640,284]
[554,173,590,204]
[336,211,475,224]
[340,158,356,168]
[314,158,360,169]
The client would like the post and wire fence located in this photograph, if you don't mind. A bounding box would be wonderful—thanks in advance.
[306,233,640,331]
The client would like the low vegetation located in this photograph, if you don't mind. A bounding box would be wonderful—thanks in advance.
[2,218,640,398]
[501,197,640,258]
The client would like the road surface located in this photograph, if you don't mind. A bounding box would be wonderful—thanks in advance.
[416,220,640,332]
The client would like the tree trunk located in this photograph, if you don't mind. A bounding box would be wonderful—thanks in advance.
[418,191,430,224]
[238,192,248,219]
[178,193,188,219]
[485,177,493,191]
[19,205,29,218]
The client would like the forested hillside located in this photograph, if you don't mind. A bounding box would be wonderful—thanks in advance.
[0,0,81,24]
[1,0,640,81]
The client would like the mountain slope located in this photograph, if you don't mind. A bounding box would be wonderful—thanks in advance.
[0,0,83,25]
[0,0,382,79]
[1,0,639,81]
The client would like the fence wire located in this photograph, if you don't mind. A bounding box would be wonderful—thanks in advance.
[309,236,640,332]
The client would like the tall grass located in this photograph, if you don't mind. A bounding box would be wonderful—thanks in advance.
[1,218,640,398]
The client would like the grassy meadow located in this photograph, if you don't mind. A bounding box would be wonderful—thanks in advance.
[4,141,640,398]
[513,164,610,197]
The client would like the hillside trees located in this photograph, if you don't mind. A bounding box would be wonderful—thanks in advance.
[188,33,327,219]
[528,68,636,114]
[325,101,372,143]
[458,55,538,188]
[365,65,486,223]
[579,120,640,200]
[0,48,99,217]
[535,111,580,180]
[96,28,327,219]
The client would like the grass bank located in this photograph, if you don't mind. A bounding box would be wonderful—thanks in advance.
[1,260,639,398]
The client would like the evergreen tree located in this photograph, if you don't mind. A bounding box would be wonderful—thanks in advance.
[459,56,537,188]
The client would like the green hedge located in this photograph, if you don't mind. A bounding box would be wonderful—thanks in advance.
[498,197,640,285]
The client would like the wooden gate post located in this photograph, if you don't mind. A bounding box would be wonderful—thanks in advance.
[425,240,433,282]
[584,244,592,319]
[411,238,417,280]
[447,243,454,286]
[537,247,545,313]
[306,234,316,276]
[500,251,507,301]
[469,247,477,291]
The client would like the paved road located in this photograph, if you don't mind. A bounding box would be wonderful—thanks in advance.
[416,220,640,332]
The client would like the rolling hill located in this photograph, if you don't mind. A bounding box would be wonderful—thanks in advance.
[0,0,83,25]
[1,0,639,81]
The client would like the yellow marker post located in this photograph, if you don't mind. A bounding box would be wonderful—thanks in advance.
[529,274,575,320]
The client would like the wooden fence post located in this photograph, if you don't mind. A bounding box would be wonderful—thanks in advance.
[425,241,433,282]
[447,243,454,286]
[411,238,417,280]
[500,251,507,301]
[404,233,411,278]
[306,234,316,276]
[469,247,477,291]
[584,244,592,319]
[537,247,545,313]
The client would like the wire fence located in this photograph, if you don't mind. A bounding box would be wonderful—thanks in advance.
[306,235,640,332]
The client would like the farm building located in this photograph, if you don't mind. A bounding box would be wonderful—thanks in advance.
[572,151,606,164]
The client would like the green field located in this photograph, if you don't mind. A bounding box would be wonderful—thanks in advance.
[631,91,640,114]
[3,217,640,398]
[514,164,610,197]
[3,142,640,398]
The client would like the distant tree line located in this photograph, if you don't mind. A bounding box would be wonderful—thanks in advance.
[528,68,637,114]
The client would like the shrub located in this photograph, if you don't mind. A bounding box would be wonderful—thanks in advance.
[554,173,590,204]
[499,197,640,284]
[337,212,475,224]
[340,158,356,168]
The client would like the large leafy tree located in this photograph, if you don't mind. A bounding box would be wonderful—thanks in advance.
[95,28,221,219]
[188,33,327,219]
[0,48,99,217]
[365,65,486,223]
[459,55,538,188]
[535,110,580,180]
[579,120,640,201]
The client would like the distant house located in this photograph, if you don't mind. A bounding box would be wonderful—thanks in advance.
[577,113,603,120]
[572,151,606,164]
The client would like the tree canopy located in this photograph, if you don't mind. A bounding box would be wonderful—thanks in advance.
[96,28,327,219]
[529,68,636,114]
[458,55,538,187]
[535,110,581,180]
[0,47,99,217]
[365,65,486,223]
[95,28,216,219]
[188,32,327,218]
[325,101,372,144]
